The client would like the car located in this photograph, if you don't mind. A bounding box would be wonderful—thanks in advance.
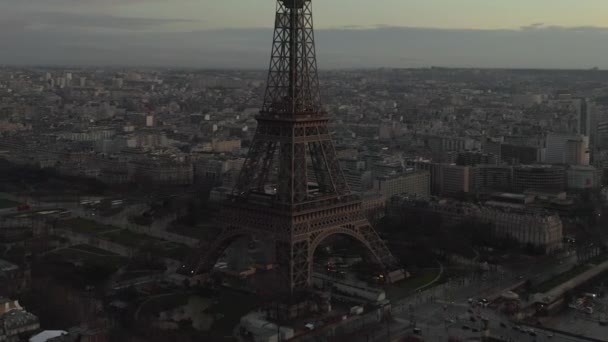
[462,325,470,330]
[470,316,477,322]
[472,327,480,332]
[530,331,537,337]
[500,322,507,328]
[413,328,422,335]
[467,308,474,313]
[547,333,554,338]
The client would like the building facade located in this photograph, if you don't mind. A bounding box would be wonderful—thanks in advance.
[480,208,563,253]
[544,133,590,166]
[436,164,471,196]
[512,165,566,193]
[567,165,599,190]
[472,165,513,193]
[373,171,430,199]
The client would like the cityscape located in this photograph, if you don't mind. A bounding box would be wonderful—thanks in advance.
[1,1,608,342]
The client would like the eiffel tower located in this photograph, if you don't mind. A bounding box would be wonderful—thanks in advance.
[192,0,401,294]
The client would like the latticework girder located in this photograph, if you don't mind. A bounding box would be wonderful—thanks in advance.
[191,0,401,296]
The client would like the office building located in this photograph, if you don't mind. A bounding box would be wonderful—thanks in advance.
[435,164,471,196]
[343,169,373,193]
[472,165,512,193]
[373,171,431,199]
[598,121,608,149]
[576,98,591,137]
[480,207,563,254]
[512,165,566,193]
[544,133,589,165]
[567,165,599,190]
[425,135,475,153]
[455,151,498,167]
[501,144,540,165]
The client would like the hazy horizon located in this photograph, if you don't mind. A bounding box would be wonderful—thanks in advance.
[1,1,608,69]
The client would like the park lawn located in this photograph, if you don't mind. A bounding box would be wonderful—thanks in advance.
[587,253,608,266]
[168,223,217,240]
[532,264,591,294]
[48,247,127,270]
[71,244,118,256]
[0,199,18,209]
[102,229,164,248]
[386,268,440,300]
[160,244,193,261]
[62,218,118,235]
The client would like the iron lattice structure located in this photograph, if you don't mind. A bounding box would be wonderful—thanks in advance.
[193,0,399,294]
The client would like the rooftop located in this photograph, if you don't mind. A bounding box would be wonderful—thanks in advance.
[29,330,69,342]
[0,259,19,272]
[0,308,39,330]
[491,192,527,200]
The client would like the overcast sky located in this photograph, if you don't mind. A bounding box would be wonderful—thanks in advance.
[1,0,607,68]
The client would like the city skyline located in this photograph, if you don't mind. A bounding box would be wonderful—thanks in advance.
[1,1,608,340]
[1,1,608,68]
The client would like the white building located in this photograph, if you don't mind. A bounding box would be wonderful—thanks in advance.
[544,133,589,165]
[373,171,430,199]
[567,165,599,190]
[480,207,563,253]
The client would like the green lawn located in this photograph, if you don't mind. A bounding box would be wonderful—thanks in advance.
[532,264,591,294]
[62,218,118,235]
[48,247,127,270]
[160,244,193,261]
[103,229,163,248]
[386,268,440,300]
[71,244,118,256]
[587,253,608,266]
[168,224,217,240]
[0,198,18,209]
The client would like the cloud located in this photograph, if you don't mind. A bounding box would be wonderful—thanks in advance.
[0,10,198,33]
[1,25,608,69]
[31,11,197,31]
[521,23,545,30]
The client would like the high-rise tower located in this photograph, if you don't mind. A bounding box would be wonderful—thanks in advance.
[191,0,401,294]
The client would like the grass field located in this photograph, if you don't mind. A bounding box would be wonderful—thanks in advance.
[160,244,193,261]
[168,224,217,240]
[62,218,118,235]
[103,229,163,248]
[532,264,591,294]
[0,198,18,209]
[48,246,127,270]
[71,244,118,256]
[386,268,441,300]
[587,253,608,266]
